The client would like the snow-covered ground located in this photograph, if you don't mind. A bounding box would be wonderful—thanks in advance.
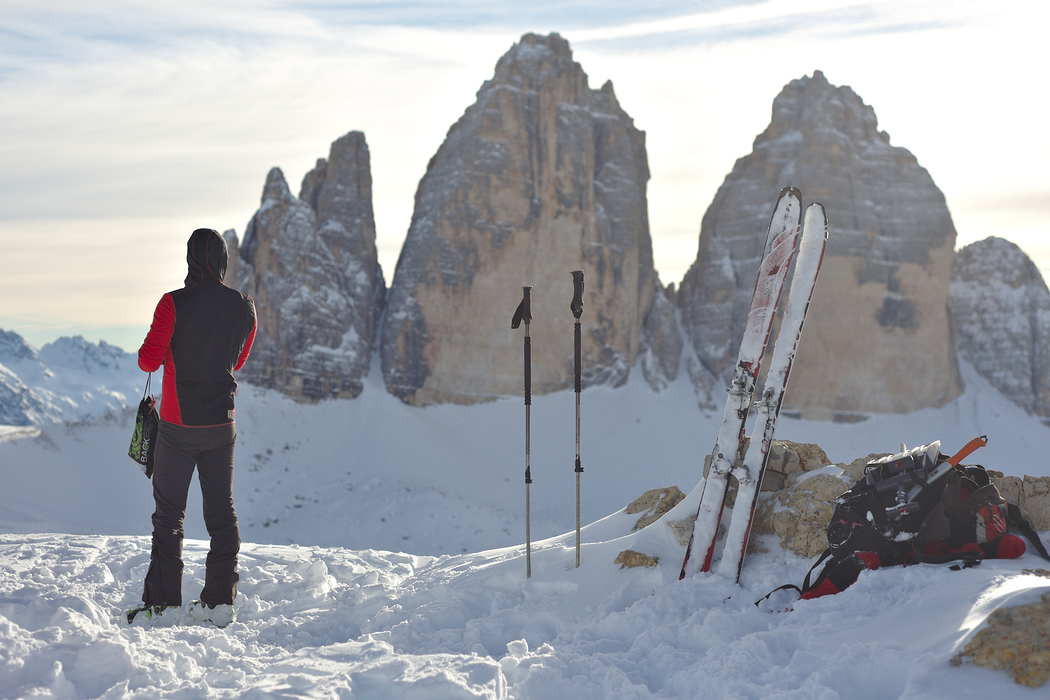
[2,360,1049,698]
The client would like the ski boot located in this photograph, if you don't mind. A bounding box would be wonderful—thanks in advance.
[187,600,236,628]
[124,604,181,626]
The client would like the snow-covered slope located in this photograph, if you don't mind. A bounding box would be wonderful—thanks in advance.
[3,357,1048,553]
[2,359,1050,697]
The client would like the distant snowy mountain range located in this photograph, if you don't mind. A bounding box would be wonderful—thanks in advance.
[0,329,141,426]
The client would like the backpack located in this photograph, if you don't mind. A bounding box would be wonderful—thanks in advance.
[759,436,1050,605]
[914,466,1050,564]
[798,440,952,599]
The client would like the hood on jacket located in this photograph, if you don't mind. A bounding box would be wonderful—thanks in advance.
[185,228,229,286]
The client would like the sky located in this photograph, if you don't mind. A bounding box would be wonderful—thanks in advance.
[1,0,1047,352]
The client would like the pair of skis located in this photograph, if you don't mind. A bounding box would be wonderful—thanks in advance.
[679,186,829,583]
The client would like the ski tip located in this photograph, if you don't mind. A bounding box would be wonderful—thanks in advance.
[805,202,828,228]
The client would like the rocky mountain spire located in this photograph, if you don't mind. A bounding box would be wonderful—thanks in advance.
[228,131,385,401]
[381,33,668,405]
[678,71,961,415]
[950,236,1050,422]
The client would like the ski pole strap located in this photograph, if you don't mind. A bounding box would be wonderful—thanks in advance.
[1008,504,1050,562]
[946,435,988,466]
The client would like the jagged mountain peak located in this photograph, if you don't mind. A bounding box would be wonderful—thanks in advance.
[0,329,37,364]
[491,32,576,84]
[381,32,661,406]
[677,71,959,415]
[763,70,884,146]
[230,131,384,402]
[954,236,1046,290]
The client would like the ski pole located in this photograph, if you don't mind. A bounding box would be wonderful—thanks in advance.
[511,285,534,578]
[570,270,584,568]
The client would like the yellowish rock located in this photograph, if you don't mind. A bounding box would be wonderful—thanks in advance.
[955,586,1050,688]
[625,486,685,531]
[615,550,659,569]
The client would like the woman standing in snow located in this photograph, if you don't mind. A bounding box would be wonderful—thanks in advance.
[125,228,257,627]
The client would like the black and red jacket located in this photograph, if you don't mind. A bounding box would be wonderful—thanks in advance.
[138,228,257,427]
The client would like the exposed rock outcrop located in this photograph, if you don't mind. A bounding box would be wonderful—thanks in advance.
[949,236,1050,423]
[954,584,1050,687]
[678,71,962,414]
[749,442,881,557]
[992,475,1050,532]
[624,485,685,531]
[615,550,660,569]
[229,131,385,401]
[760,439,831,492]
[381,33,659,406]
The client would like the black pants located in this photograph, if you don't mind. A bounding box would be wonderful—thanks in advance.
[142,421,240,606]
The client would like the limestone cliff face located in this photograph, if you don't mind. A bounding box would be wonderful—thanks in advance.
[381,33,662,405]
[949,237,1050,422]
[228,131,385,401]
[678,71,961,414]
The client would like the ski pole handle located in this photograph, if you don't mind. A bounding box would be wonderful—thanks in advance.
[571,271,583,394]
[512,286,534,405]
[512,285,533,329]
[570,270,584,320]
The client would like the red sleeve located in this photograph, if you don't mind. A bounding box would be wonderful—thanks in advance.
[139,294,175,372]
[234,311,257,372]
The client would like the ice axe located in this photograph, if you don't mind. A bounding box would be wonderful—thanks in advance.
[946,435,988,466]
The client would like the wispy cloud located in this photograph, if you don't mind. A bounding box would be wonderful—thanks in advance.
[290,0,761,31]
[570,0,987,53]
[0,0,1046,343]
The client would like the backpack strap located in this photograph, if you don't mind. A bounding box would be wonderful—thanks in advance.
[911,543,984,567]
[753,583,802,607]
[754,548,832,607]
[1007,504,1050,562]
[801,548,833,594]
